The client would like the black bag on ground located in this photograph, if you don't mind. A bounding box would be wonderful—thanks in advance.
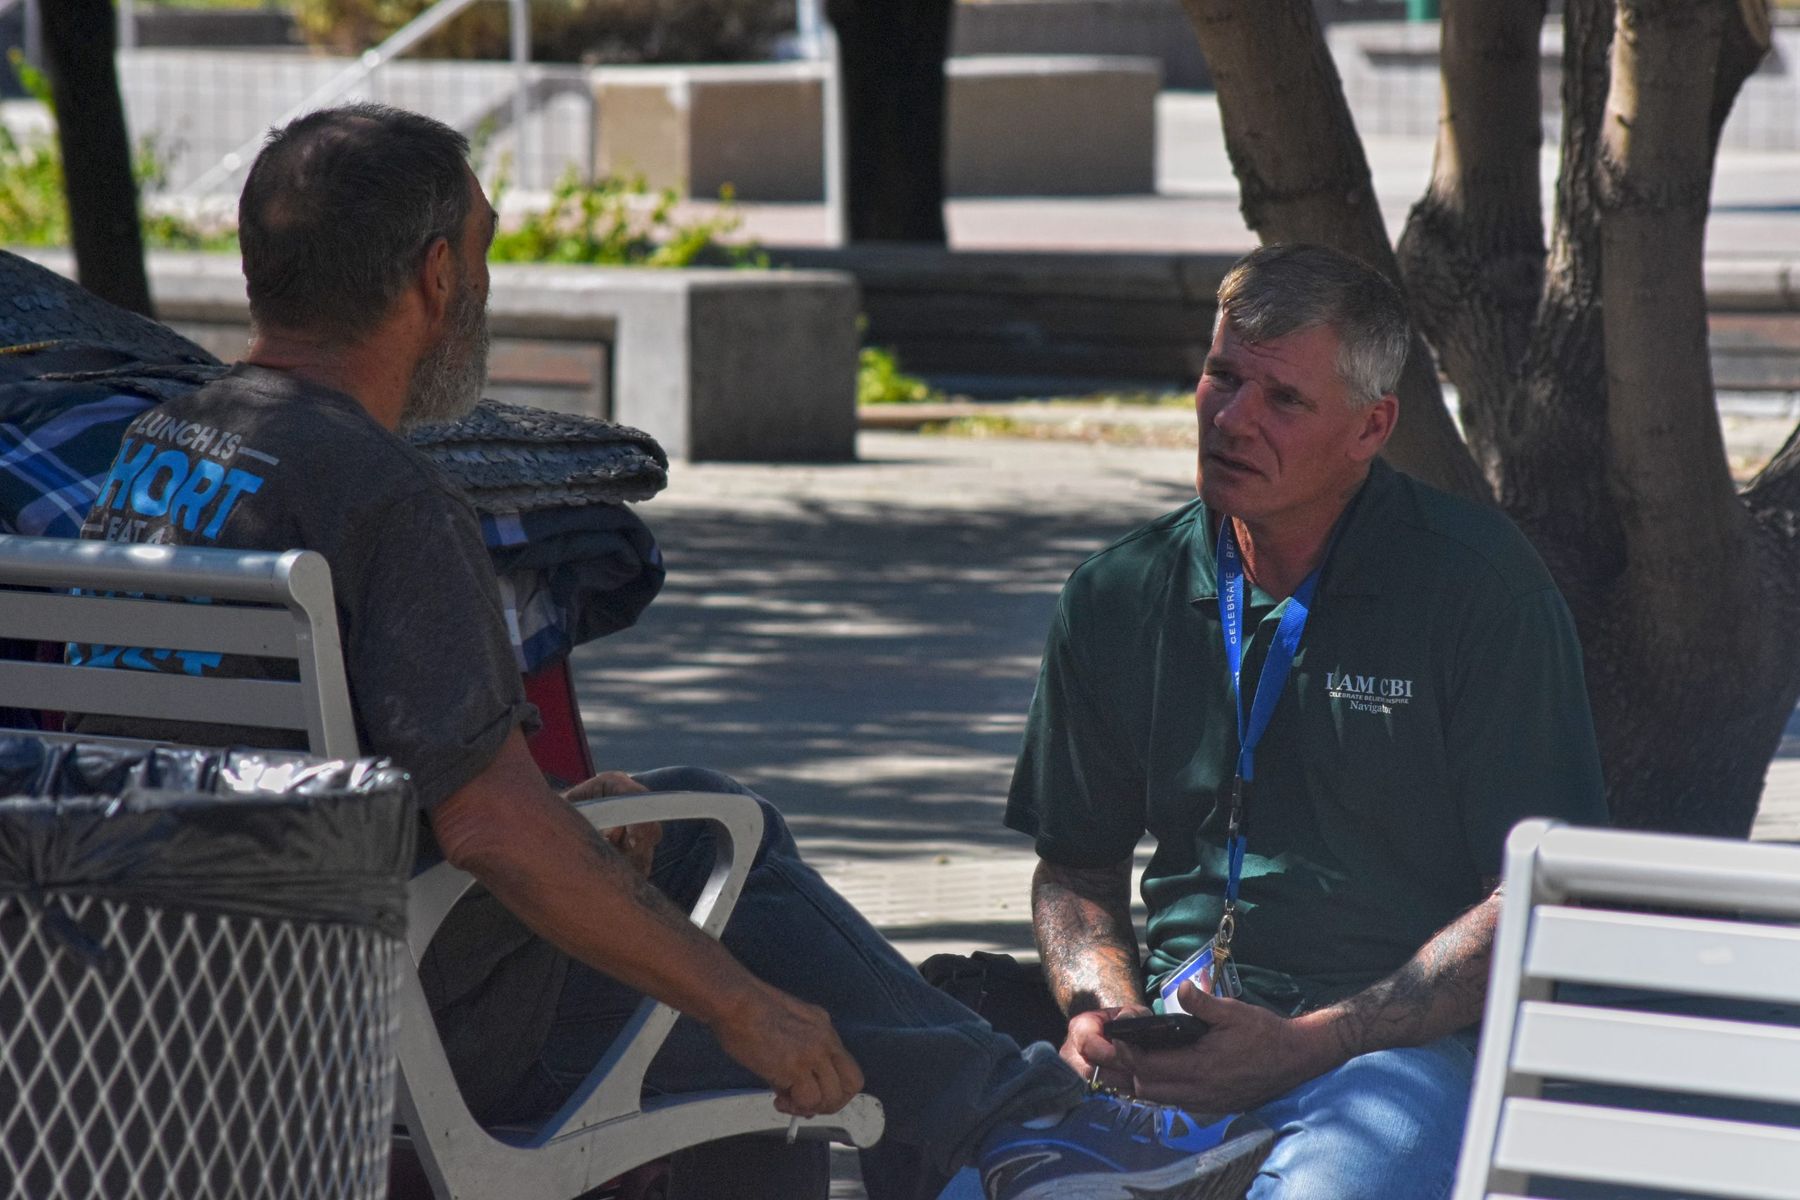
[919,950,1069,1048]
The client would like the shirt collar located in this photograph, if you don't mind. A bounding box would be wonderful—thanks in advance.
[1187,458,1398,604]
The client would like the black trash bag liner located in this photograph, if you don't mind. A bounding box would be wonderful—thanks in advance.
[0,737,416,940]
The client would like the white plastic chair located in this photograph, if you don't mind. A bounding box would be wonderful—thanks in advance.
[0,532,884,1199]
[1454,818,1800,1200]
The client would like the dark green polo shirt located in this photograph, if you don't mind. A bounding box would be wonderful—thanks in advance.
[1005,459,1607,1015]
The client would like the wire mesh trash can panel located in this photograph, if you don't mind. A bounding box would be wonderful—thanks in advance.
[0,738,417,1200]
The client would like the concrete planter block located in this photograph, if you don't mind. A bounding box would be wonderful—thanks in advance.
[596,63,825,202]
[486,264,860,462]
[593,54,1160,200]
[23,251,859,464]
[944,56,1159,196]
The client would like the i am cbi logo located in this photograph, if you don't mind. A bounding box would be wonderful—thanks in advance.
[1325,669,1415,715]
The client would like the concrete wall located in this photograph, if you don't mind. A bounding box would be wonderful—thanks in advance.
[1329,21,1800,151]
[950,0,1413,90]
[771,245,1236,395]
[23,251,860,463]
[952,0,1211,90]
[595,55,1160,201]
[115,50,596,194]
[767,246,1800,397]
[118,47,1157,203]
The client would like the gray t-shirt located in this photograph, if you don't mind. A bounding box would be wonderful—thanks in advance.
[77,365,556,1117]
[76,363,532,806]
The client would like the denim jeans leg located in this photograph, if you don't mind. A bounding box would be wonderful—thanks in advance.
[525,767,1083,1181]
[1246,1034,1476,1200]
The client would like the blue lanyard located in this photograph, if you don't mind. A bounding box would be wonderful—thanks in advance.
[1216,519,1325,905]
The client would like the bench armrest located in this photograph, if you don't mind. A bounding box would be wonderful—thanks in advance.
[397,790,764,1152]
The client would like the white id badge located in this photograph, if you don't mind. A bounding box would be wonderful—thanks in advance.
[1159,940,1243,1011]
[1159,944,1216,1013]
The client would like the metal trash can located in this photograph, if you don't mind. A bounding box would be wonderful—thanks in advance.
[0,737,416,1199]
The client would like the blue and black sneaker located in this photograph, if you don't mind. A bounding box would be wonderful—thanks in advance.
[973,1093,1274,1200]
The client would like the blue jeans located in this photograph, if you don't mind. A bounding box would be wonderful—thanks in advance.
[495,767,1083,1184]
[1247,1033,1477,1200]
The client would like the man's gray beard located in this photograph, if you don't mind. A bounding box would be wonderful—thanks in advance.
[399,285,490,432]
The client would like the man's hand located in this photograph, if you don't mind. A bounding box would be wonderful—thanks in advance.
[1060,1002,1153,1093]
[562,771,660,876]
[710,980,865,1117]
[1111,985,1340,1112]
[1111,888,1504,1111]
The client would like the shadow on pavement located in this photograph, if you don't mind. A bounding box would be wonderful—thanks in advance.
[575,485,1194,857]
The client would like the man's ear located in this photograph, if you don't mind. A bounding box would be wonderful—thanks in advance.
[1352,393,1399,462]
[417,235,456,326]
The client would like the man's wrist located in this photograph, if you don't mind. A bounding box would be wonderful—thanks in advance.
[1289,1007,1358,1075]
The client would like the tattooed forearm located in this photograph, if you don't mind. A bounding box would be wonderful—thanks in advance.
[565,813,707,941]
[1033,857,1145,1015]
[1316,883,1501,1061]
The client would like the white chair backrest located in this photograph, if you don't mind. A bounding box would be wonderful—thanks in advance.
[1454,819,1800,1200]
[0,533,357,758]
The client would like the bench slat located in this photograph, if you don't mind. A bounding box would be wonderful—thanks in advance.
[1512,1001,1800,1105]
[0,591,297,658]
[1526,907,1800,1005]
[0,660,307,732]
[1494,1098,1800,1199]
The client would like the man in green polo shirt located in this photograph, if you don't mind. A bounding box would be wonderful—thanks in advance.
[1004,243,1607,1198]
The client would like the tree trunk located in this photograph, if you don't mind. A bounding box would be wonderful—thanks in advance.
[826,0,953,243]
[1178,0,1489,504]
[41,0,153,317]
[1186,0,1800,835]
[1505,0,1620,582]
[1575,0,1794,835]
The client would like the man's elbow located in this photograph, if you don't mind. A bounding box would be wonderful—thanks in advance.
[428,728,562,879]
[430,773,551,883]
[431,792,516,877]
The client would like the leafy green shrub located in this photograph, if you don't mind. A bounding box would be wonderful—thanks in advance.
[857,346,942,406]
[292,0,793,63]
[0,124,65,247]
[488,168,766,267]
[0,51,230,252]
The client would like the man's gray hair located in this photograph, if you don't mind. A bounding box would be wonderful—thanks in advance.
[1214,243,1411,410]
[239,103,472,346]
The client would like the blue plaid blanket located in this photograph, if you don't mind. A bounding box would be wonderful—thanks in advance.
[2,376,663,673]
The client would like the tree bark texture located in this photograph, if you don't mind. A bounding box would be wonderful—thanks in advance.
[1179,0,1490,505]
[1187,0,1798,835]
[41,0,153,317]
[1395,0,1547,482]
[826,0,953,243]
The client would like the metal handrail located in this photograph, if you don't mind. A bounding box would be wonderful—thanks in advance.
[174,0,530,199]
[794,0,845,244]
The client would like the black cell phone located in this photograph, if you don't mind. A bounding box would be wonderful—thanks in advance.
[1103,1013,1211,1049]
